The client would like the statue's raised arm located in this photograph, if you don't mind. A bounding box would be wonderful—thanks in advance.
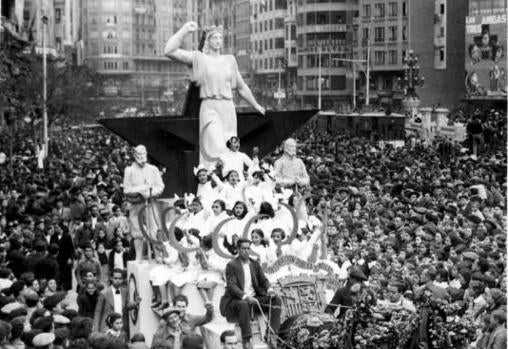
[164,22,265,168]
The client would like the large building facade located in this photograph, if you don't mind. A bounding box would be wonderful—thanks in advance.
[353,0,467,109]
[81,0,198,111]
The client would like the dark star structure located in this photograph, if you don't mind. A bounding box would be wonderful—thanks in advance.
[99,32,317,196]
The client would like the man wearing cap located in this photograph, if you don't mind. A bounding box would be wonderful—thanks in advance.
[220,238,282,349]
[325,268,367,318]
[123,145,165,261]
[274,138,310,189]
[151,307,191,349]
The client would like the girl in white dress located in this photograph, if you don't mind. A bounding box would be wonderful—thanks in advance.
[205,199,230,234]
[196,235,228,303]
[149,240,181,310]
[221,201,253,256]
[195,165,221,211]
[250,229,277,267]
[219,170,248,211]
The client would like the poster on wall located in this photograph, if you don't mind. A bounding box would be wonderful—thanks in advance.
[465,10,507,98]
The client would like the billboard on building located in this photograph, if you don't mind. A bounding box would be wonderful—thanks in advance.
[465,9,507,98]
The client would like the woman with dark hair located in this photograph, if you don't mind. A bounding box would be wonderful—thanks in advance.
[206,199,229,234]
[104,313,127,345]
[250,229,276,267]
[221,201,251,256]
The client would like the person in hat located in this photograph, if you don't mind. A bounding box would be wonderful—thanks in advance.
[324,267,367,318]
[274,138,310,189]
[123,144,165,261]
[151,307,191,349]
[165,21,265,168]
[32,332,55,349]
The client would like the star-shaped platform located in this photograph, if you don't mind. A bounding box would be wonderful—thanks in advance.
[99,32,318,196]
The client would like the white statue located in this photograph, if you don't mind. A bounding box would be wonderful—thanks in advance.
[274,138,310,188]
[123,145,164,261]
[164,22,265,168]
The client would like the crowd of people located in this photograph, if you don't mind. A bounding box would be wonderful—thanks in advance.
[0,103,506,349]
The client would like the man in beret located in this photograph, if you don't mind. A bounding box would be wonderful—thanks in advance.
[151,307,191,349]
[325,268,367,318]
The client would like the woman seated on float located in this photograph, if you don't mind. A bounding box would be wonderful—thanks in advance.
[194,164,222,211]
[196,235,228,303]
[216,169,248,211]
[220,201,252,256]
[179,197,209,237]
[205,199,229,234]
[244,170,277,213]
[249,228,277,267]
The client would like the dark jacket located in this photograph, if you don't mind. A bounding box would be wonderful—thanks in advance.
[77,291,99,319]
[34,255,60,283]
[220,257,270,317]
[324,281,355,318]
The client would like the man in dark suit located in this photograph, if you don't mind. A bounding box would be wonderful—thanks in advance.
[220,238,282,349]
[50,223,75,291]
[324,268,367,318]
[93,268,138,334]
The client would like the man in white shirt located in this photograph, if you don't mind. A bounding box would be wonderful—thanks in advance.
[123,145,165,261]
[94,269,138,333]
[220,238,282,349]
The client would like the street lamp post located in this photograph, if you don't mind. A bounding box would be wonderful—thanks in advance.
[318,46,322,110]
[42,14,49,158]
[401,49,424,118]
[332,57,368,110]
[402,49,424,98]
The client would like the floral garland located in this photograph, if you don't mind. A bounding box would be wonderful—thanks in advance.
[282,291,476,349]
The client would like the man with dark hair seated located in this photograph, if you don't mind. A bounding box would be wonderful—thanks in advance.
[220,238,281,349]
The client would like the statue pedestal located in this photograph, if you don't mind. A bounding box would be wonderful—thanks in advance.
[127,261,267,348]
[127,261,160,345]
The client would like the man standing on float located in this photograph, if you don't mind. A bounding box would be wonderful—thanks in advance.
[164,21,265,168]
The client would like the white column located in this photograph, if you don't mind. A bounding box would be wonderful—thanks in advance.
[64,0,72,45]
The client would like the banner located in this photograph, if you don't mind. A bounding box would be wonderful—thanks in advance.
[465,9,507,98]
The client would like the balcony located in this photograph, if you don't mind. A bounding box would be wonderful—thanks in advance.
[298,24,348,34]
[434,36,445,48]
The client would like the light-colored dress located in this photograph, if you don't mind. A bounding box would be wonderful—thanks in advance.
[191,51,240,168]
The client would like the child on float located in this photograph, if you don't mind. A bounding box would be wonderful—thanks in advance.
[196,235,228,304]
[149,230,181,311]
[220,201,253,256]
[168,228,201,295]
[194,164,222,211]
[249,229,277,267]
[205,199,229,234]
[217,169,248,211]
[243,170,277,213]
[179,197,209,237]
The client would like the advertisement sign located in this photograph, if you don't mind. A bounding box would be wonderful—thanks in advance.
[465,9,507,98]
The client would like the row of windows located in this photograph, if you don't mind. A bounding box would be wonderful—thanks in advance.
[298,75,347,91]
[297,32,347,49]
[252,17,285,32]
[252,37,285,53]
[252,0,288,14]
[360,26,407,42]
[298,53,351,68]
[103,61,129,70]
[363,2,408,18]
[297,0,348,4]
[373,50,399,65]
[296,11,347,26]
